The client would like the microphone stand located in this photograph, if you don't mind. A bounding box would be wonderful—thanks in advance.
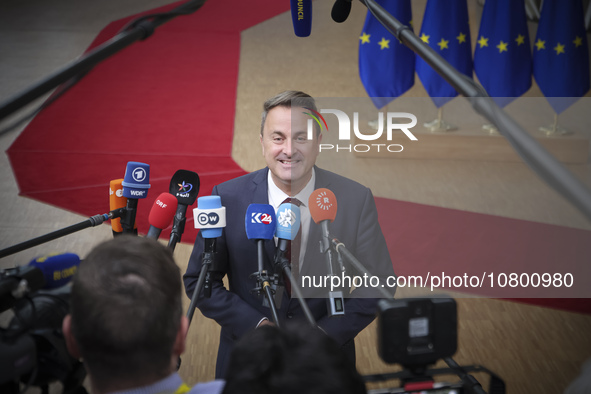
[0,208,125,258]
[167,205,186,252]
[328,233,393,300]
[0,0,208,121]
[186,238,218,325]
[319,221,345,317]
[359,0,591,223]
[250,241,281,327]
[274,250,317,328]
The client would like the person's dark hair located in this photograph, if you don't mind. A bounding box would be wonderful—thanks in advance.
[222,324,367,394]
[70,236,182,387]
[260,90,321,137]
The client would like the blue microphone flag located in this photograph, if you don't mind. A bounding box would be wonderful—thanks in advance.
[122,161,151,199]
[245,204,276,240]
[275,203,301,241]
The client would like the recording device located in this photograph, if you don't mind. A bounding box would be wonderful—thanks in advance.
[309,188,345,317]
[146,193,178,240]
[245,204,281,325]
[367,298,505,394]
[168,170,200,250]
[331,0,352,23]
[187,195,227,321]
[290,0,312,37]
[120,161,151,234]
[0,255,86,393]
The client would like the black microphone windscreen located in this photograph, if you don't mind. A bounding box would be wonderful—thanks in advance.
[331,0,352,23]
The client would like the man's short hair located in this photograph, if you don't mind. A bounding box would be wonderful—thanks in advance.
[222,324,367,394]
[260,90,321,137]
[70,236,182,384]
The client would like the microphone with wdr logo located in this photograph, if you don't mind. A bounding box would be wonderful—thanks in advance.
[168,170,200,251]
[290,0,312,37]
[146,193,178,240]
[309,188,345,317]
[245,203,281,325]
[120,161,151,234]
[187,195,227,324]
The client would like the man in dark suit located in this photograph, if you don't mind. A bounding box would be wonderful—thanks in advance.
[184,91,395,378]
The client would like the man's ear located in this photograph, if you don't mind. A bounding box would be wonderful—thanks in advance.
[62,314,81,359]
[173,315,189,357]
[260,134,265,156]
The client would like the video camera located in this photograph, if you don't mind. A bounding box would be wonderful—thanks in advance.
[0,263,87,394]
[366,298,505,394]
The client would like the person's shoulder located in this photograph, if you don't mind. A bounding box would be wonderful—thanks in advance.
[189,380,225,394]
[215,168,267,194]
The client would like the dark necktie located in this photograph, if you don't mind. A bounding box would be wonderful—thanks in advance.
[282,197,302,296]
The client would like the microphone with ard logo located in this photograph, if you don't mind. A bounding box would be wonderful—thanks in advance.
[168,170,200,251]
[245,204,281,325]
[309,188,345,317]
[120,161,151,234]
[146,193,178,240]
[187,195,227,324]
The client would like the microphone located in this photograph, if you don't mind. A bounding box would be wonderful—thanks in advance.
[0,253,81,312]
[28,253,81,289]
[309,188,345,317]
[168,170,200,251]
[146,193,178,240]
[121,162,151,234]
[245,204,281,325]
[110,179,137,236]
[331,0,352,23]
[275,202,301,263]
[187,195,227,323]
[290,0,312,37]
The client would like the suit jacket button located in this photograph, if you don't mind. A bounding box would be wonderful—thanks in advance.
[287,312,293,319]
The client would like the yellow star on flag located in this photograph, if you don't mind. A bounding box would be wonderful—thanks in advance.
[378,37,390,50]
[515,35,525,46]
[554,42,565,55]
[456,32,466,44]
[360,32,370,44]
[573,36,583,47]
[477,36,489,48]
[497,41,508,53]
[534,39,545,51]
[420,33,429,44]
[437,38,449,50]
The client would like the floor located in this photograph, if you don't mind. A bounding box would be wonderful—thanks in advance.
[1,0,590,393]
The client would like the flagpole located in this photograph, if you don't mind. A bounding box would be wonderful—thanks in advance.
[358,0,591,222]
[424,106,457,132]
[539,113,571,136]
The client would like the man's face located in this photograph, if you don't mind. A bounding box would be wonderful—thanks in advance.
[260,106,321,194]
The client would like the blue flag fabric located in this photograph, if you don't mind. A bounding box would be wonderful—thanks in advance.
[415,0,473,108]
[359,0,415,109]
[473,0,532,108]
[533,0,590,114]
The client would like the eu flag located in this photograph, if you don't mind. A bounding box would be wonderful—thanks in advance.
[359,0,415,109]
[415,0,473,108]
[533,0,590,114]
[474,0,532,108]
